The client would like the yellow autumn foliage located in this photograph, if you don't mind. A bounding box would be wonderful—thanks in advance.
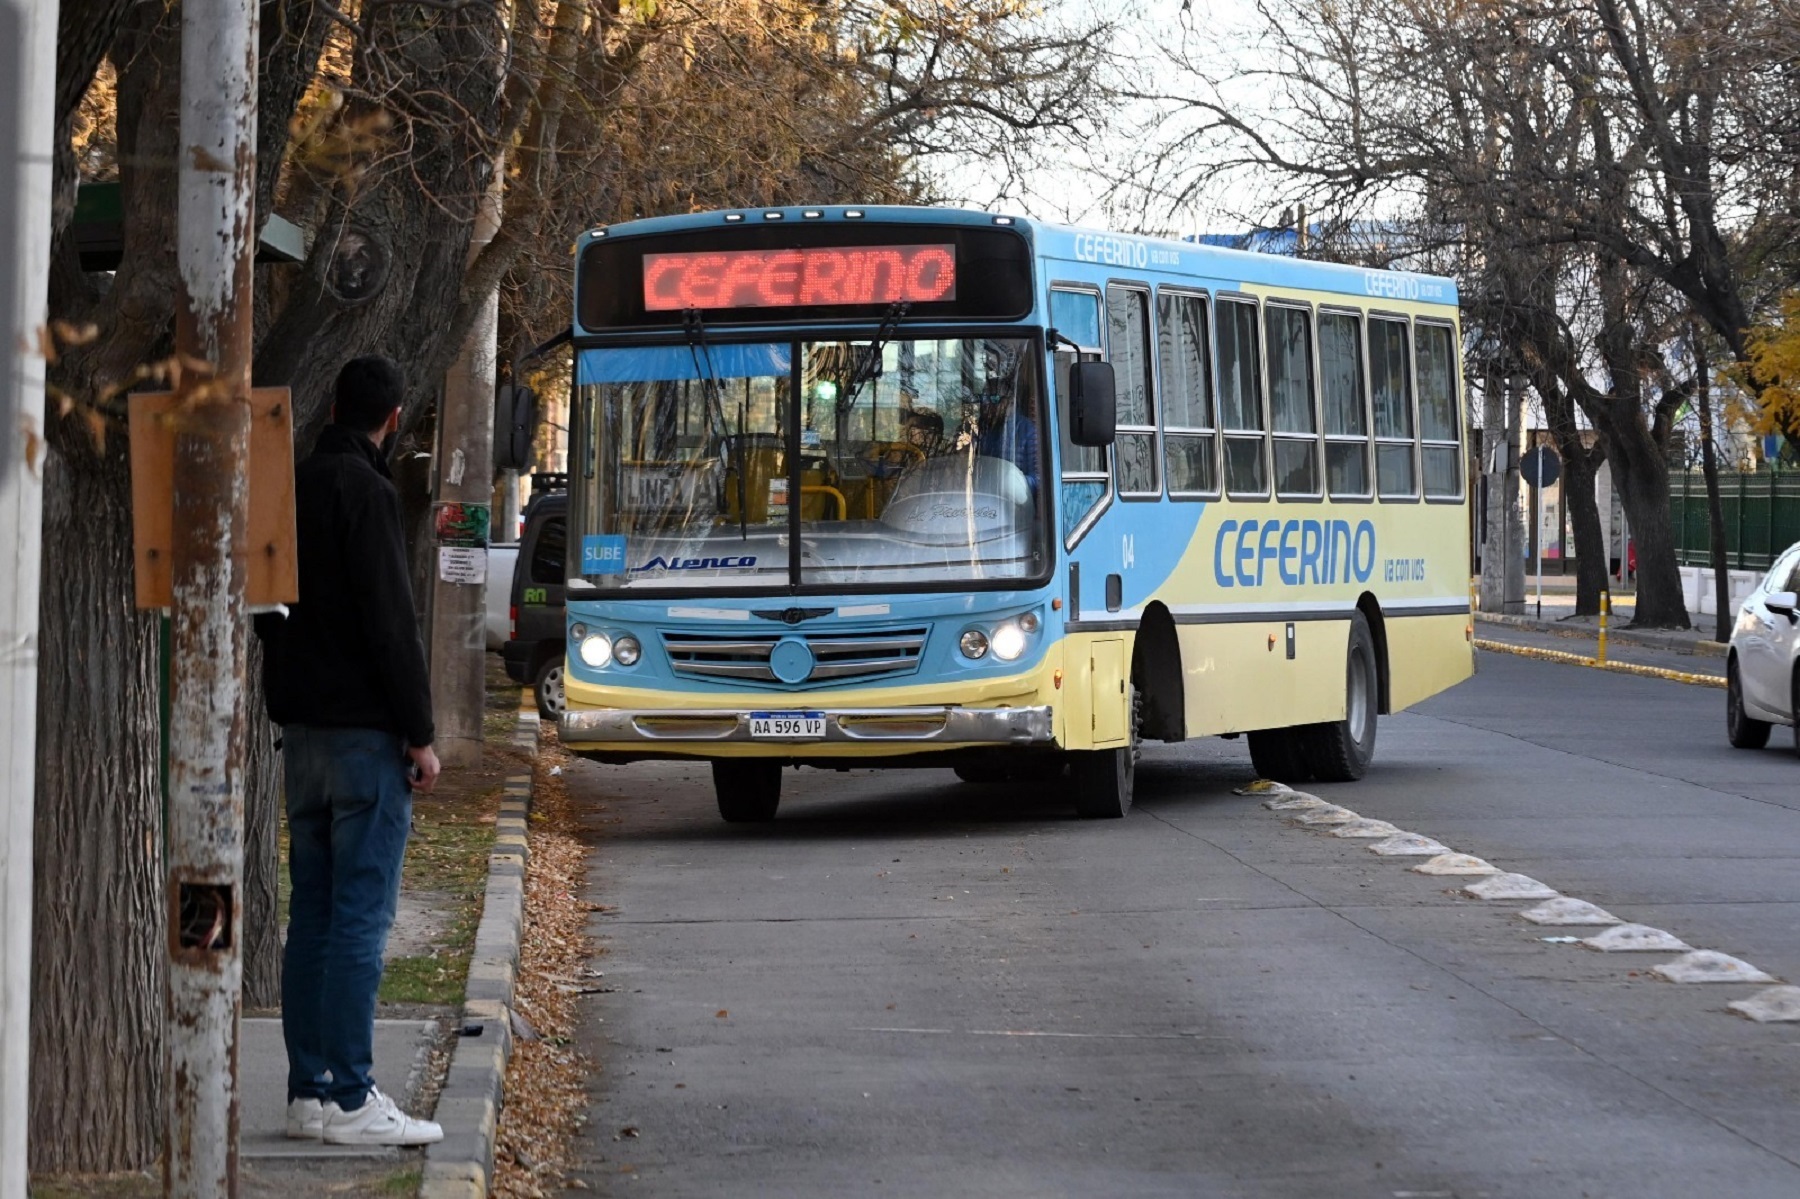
[1737,292,1800,439]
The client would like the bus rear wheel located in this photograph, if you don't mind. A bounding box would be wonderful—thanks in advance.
[1247,729,1311,784]
[712,760,781,822]
[1304,612,1379,782]
[1070,685,1138,819]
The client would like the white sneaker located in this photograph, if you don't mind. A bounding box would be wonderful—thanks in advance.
[285,1097,325,1140]
[321,1086,444,1146]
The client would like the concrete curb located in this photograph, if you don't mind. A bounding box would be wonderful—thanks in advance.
[421,698,541,1198]
[1473,638,1727,688]
[1473,610,1728,658]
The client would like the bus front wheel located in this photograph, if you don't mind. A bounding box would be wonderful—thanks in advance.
[1304,612,1379,782]
[1070,685,1138,819]
[712,760,782,823]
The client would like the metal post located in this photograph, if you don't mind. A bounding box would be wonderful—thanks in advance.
[0,0,56,1191]
[1534,480,1543,619]
[166,0,257,1191]
[1597,591,1609,664]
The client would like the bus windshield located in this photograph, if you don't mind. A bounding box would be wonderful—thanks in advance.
[574,336,1049,590]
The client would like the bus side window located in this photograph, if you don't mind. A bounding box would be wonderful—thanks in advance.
[1266,302,1319,498]
[1370,316,1417,500]
[1320,311,1370,498]
[1051,287,1109,545]
[1217,298,1267,497]
[1416,321,1463,499]
[1157,290,1216,497]
[1106,285,1158,497]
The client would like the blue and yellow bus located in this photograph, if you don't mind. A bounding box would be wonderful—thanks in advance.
[555,205,1473,820]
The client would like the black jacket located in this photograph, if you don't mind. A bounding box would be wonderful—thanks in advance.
[256,424,434,746]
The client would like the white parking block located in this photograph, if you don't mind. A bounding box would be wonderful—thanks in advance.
[1582,924,1691,953]
[1728,986,1800,1021]
[1331,818,1402,839]
[1263,793,1328,812]
[1653,951,1776,984]
[1295,805,1358,826]
[1464,873,1559,901]
[1368,834,1451,857]
[1520,898,1621,926]
[1411,854,1499,876]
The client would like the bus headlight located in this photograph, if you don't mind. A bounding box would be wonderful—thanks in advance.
[579,633,614,668]
[991,622,1027,661]
[1017,611,1040,635]
[569,622,588,641]
[613,635,641,667]
[959,629,989,660]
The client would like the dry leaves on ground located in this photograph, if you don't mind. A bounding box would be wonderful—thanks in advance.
[494,733,597,1197]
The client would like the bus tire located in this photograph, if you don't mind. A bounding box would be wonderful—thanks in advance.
[1305,612,1379,782]
[712,760,781,822]
[1247,729,1311,784]
[1725,658,1769,749]
[1070,685,1138,819]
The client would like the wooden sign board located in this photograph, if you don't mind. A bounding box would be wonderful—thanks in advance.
[129,388,299,609]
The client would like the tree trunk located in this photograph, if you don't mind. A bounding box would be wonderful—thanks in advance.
[1608,419,1690,629]
[1541,378,1608,615]
[1556,434,1609,615]
[29,450,165,1173]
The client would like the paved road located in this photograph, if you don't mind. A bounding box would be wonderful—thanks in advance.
[565,654,1800,1198]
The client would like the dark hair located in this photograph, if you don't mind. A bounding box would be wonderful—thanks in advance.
[333,355,406,432]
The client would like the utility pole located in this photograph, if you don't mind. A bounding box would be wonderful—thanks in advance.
[166,0,257,1191]
[427,174,502,768]
[0,0,57,1192]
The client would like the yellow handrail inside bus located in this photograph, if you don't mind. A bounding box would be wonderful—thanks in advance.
[800,485,847,520]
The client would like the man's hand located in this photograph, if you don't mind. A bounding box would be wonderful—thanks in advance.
[406,744,442,794]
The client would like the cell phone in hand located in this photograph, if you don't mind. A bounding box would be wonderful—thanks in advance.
[407,760,424,784]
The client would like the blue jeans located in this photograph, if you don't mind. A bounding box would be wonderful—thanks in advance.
[281,725,413,1110]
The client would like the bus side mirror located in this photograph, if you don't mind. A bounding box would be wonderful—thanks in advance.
[494,382,538,472]
[1068,361,1116,447]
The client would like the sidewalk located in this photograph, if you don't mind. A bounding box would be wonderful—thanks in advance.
[1474,589,1728,682]
[1475,588,1729,658]
[239,1018,439,1161]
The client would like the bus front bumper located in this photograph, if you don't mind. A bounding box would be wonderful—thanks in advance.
[559,704,1055,746]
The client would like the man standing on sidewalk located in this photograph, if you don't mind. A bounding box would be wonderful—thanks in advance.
[256,355,444,1146]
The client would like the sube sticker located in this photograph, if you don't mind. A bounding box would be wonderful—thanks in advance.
[582,534,628,574]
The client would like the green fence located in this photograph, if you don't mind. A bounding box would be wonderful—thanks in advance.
[1671,471,1800,570]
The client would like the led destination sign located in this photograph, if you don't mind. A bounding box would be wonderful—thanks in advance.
[642,243,957,312]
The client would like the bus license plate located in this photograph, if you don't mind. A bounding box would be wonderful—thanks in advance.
[749,711,826,739]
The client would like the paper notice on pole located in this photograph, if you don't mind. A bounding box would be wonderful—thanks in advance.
[438,546,487,585]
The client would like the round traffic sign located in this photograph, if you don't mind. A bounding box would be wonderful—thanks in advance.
[1520,446,1561,488]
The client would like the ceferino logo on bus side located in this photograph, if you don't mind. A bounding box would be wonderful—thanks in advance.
[1072,234,1182,269]
[1362,270,1450,302]
[1213,518,1376,588]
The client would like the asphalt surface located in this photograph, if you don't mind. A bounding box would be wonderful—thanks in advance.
[566,652,1800,1198]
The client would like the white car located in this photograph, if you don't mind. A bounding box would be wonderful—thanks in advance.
[1727,540,1800,754]
[485,542,520,651]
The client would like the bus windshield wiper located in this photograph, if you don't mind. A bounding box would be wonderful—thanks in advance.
[683,308,747,541]
[838,301,910,416]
